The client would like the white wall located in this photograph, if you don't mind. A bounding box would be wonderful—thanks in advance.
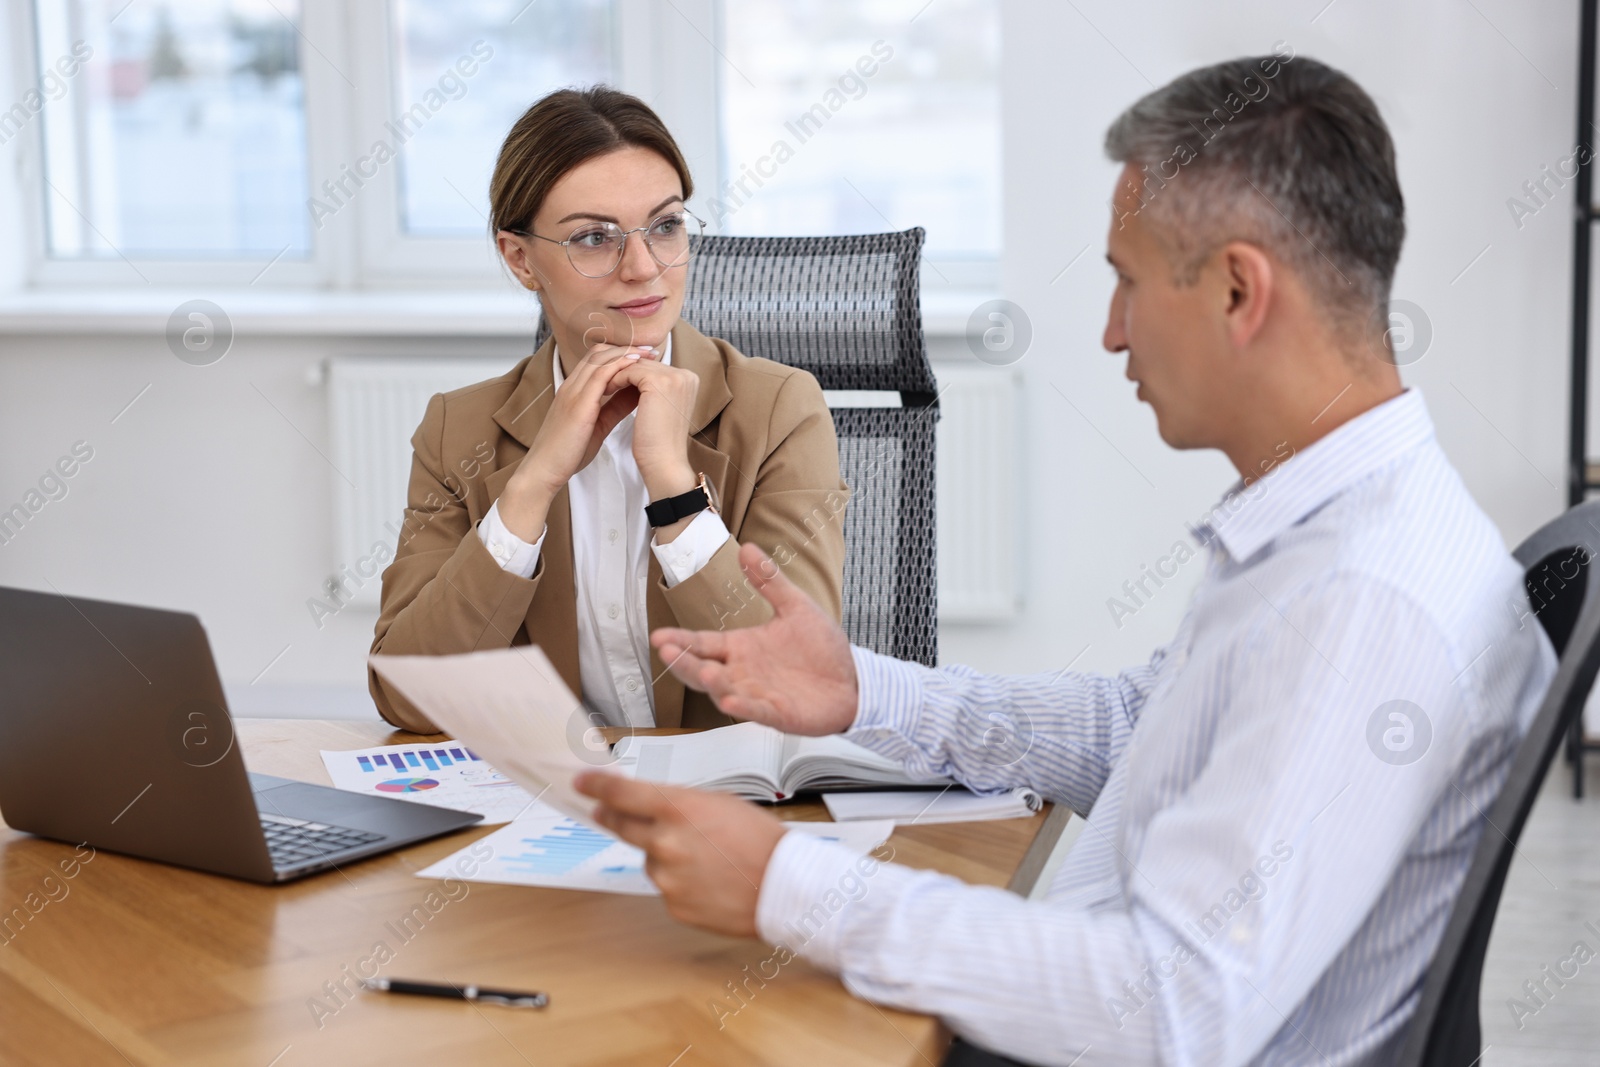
[940,0,1575,678]
[0,0,1579,715]
[0,329,536,715]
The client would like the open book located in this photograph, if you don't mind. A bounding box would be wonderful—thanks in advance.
[611,721,950,802]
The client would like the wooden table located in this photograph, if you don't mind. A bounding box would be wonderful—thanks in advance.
[0,719,1068,1067]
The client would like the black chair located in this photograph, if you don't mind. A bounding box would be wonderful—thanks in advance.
[943,501,1600,1067]
[943,1039,1036,1066]
[537,227,940,666]
[1395,499,1600,1065]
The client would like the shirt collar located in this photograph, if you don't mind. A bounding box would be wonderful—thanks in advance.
[552,334,673,391]
[1191,388,1435,563]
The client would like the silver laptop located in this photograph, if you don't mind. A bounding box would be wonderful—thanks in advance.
[0,586,482,883]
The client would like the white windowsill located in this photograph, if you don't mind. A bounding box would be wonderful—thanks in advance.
[0,287,988,338]
[0,289,545,338]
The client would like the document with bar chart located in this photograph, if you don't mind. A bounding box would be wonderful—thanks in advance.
[416,808,656,894]
[415,811,898,896]
[320,743,544,825]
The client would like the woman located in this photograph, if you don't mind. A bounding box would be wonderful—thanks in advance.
[370,87,848,733]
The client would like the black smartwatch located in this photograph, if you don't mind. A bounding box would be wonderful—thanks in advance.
[645,472,719,528]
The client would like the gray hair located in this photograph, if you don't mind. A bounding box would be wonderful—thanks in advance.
[1104,51,1404,335]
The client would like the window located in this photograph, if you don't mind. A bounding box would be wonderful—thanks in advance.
[13,0,1000,289]
[390,0,615,236]
[717,0,1001,281]
[36,0,311,259]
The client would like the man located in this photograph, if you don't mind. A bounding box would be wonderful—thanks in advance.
[575,55,1555,1065]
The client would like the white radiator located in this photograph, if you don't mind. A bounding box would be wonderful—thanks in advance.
[323,359,1021,620]
[325,358,514,609]
[935,366,1021,622]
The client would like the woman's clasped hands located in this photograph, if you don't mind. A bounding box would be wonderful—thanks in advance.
[498,342,701,541]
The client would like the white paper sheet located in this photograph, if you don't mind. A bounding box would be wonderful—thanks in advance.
[368,646,617,828]
[416,813,896,897]
[319,743,543,825]
[822,787,1040,825]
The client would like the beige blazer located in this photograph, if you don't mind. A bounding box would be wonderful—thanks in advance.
[369,321,849,732]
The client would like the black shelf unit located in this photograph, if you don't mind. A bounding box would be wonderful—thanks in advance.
[1566,0,1600,797]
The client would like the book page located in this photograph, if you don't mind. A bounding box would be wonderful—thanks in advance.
[782,733,939,776]
[613,722,784,797]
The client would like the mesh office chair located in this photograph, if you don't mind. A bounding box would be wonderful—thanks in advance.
[536,227,940,666]
[1395,499,1600,1066]
[947,500,1600,1067]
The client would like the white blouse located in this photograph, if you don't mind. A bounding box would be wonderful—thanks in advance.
[475,337,730,727]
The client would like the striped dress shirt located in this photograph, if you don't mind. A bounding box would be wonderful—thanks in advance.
[755,389,1556,1066]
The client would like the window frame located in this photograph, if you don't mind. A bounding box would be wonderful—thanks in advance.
[11,0,328,288]
[711,0,1002,291]
[7,0,996,293]
[342,0,673,285]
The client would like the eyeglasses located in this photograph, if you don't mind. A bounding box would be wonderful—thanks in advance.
[510,210,704,278]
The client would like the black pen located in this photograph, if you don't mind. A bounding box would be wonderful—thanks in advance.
[361,977,549,1008]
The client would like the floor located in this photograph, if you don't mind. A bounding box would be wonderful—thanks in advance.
[1483,753,1600,1065]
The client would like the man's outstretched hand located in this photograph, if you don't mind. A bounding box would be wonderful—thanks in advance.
[651,542,858,736]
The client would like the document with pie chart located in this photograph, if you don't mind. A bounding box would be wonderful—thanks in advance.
[320,742,549,825]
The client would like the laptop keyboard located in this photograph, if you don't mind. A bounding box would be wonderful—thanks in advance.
[260,812,384,869]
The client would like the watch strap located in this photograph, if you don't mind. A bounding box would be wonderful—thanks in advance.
[646,477,713,527]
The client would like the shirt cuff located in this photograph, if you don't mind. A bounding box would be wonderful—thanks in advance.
[651,509,730,588]
[476,500,545,579]
[756,831,885,971]
[842,645,929,762]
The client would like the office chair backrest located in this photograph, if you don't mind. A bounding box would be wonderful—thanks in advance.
[676,229,939,398]
[536,227,940,666]
[1396,499,1600,1066]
